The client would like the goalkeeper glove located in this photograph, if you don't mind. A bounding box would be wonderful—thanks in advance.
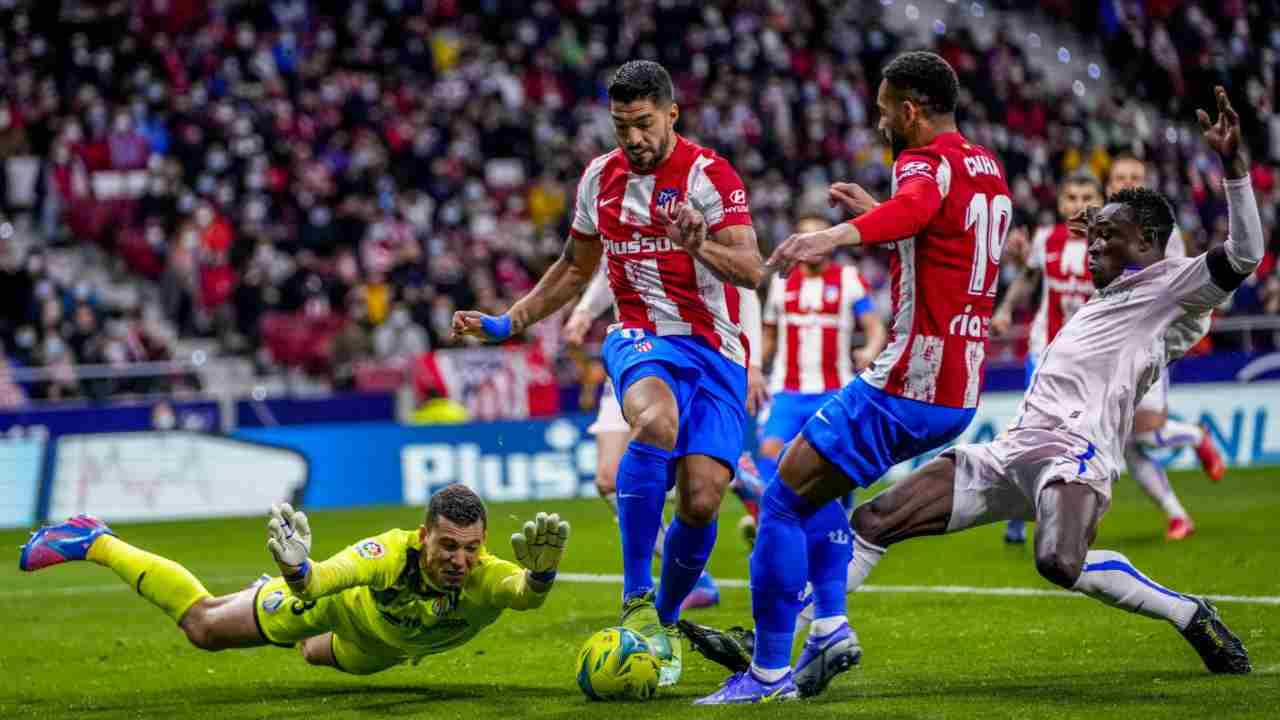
[266,502,312,583]
[511,511,570,584]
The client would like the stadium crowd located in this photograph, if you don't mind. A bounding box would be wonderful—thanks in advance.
[1,0,1279,404]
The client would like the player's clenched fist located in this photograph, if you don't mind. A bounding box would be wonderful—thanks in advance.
[767,224,854,278]
[656,200,707,252]
[266,502,311,571]
[451,310,515,343]
[511,511,570,580]
[828,182,879,217]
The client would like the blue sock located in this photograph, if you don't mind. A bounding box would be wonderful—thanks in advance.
[749,480,812,669]
[805,500,853,622]
[615,441,670,601]
[655,515,718,624]
[756,454,779,485]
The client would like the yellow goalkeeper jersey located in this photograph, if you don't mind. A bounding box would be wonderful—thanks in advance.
[256,528,547,663]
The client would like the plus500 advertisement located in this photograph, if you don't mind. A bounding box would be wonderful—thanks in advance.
[240,381,1280,511]
[234,415,601,509]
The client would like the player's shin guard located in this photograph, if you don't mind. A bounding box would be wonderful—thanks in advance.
[750,481,812,670]
[1071,550,1198,629]
[615,441,670,601]
[656,516,717,624]
[1123,442,1189,519]
[87,535,212,623]
[804,500,853,633]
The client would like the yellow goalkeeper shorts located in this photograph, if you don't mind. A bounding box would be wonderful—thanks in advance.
[253,577,404,675]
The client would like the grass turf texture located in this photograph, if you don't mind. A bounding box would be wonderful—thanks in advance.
[2,468,1277,718]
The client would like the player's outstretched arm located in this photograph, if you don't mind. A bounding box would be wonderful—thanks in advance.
[1196,86,1262,288]
[452,237,603,343]
[267,504,397,600]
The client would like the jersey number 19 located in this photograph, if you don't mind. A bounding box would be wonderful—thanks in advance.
[965,193,1013,297]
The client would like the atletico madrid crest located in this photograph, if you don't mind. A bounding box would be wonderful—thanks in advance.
[634,340,654,353]
[656,188,679,206]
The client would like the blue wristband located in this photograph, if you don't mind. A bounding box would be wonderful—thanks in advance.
[283,559,310,584]
[530,569,557,584]
[480,314,513,341]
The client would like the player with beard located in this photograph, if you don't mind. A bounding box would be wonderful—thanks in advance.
[695,51,1009,704]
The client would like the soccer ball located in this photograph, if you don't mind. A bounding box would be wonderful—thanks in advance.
[575,627,660,701]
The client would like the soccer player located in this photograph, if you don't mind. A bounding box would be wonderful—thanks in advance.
[19,484,571,674]
[792,86,1256,679]
[733,210,887,545]
[991,172,1105,544]
[1106,153,1227,540]
[563,264,770,609]
[453,60,764,687]
[695,51,1010,704]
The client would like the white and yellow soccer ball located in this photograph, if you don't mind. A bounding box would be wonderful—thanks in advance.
[575,627,660,701]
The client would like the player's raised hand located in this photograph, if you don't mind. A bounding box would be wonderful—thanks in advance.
[1197,85,1241,163]
[1067,209,1090,240]
[562,310,593,347]
[656,201,707,252]
[266,502,311,571]
[511,512,570,577]
[451,310,514,343]
[828,182,879,217]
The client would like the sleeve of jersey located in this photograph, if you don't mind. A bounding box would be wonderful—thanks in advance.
[1027,227,1051,270]
[292,530,404,601]
[571,263,615,319]
[481,556,550,611]
[694,156,753,234]
[569,161,602,242]
[843,266,875,318]
[850,153,944,245]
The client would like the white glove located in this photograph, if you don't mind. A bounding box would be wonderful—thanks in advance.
[266,502,312,571]
[510,512,570,577]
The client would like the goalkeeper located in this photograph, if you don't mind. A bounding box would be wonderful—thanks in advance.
[19,484,569,675]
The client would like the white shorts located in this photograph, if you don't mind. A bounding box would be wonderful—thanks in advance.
[1135,373,1169,413]
[947,428,1116,532]
[587,378,630,435]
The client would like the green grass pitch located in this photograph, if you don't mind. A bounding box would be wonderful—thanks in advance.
[2,468,1278,718]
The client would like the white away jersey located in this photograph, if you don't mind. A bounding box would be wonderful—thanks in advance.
[1013,255,1227,480]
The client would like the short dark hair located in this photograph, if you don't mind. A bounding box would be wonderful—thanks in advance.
[882,51,959,116]
[1111,187,1175,250]
[1062,171,1103,196]
[425,484,487,529]
[608,60,674,106]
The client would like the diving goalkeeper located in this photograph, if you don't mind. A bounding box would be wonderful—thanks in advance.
[19,484,569,675]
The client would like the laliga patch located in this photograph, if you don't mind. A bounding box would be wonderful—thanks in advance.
[356,540,386,559]
[261,590,285,614]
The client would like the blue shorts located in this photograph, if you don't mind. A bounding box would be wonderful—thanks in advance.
[761,391,837,445]
[801,377,975,488]
[603,330,747,469]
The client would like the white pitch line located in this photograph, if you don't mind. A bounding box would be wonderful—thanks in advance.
[4,573,1278,606]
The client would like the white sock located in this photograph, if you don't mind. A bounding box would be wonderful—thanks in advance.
[750,662,790,682]
[602,491,618,519]
[653,517,666,558]
[1135,421,1204,450]
[1124,443,1189,519]
[846,534,886,592]
[799,534,885,631]
[810,615,848,638]
[1071,550,1198,629]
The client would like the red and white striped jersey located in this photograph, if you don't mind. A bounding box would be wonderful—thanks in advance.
[569,135,753,365]
[859,132,1011,408]
[763,263,868,394]
[1027,223,1094,358]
